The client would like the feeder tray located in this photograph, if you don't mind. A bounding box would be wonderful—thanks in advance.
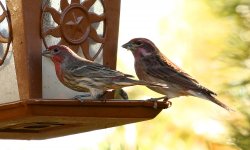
[0,100,170,140]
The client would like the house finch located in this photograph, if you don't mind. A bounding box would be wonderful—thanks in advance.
[42,45,167,100]
[122,38,233,111]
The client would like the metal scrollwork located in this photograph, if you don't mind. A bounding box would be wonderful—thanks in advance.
[0,1,12,66]
[41,0,106,61]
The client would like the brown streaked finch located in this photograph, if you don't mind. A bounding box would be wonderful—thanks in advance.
[122,38,233,111]
[42,45,167,100]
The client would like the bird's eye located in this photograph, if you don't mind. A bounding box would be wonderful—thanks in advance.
[53,48,59,53]
[135,41,142,46]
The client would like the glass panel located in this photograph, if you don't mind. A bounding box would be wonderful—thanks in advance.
[89,0,104,63]
[89,0,104,15]
[0,45,20,103]
[0,0,20,103]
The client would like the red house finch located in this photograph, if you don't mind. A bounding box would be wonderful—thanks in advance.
[42,45,167,100]
[122,38,232,111]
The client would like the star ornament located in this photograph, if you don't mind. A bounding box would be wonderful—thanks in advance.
[41,0,106,61]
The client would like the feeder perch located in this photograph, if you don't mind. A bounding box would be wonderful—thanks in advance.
[0,0,170,140]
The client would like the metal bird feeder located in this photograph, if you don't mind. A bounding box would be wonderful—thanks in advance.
[0,0,170,140]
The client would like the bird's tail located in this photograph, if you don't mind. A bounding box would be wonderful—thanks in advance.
[202,94,234,112]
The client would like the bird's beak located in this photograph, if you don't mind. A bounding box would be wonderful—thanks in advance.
[42,50,52,58]
[122,42,135,51]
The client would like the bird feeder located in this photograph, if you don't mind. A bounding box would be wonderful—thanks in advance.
[0,0,170,140]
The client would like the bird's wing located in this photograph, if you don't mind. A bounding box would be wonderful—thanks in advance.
[143,54,216,95]
[68,60,133,79]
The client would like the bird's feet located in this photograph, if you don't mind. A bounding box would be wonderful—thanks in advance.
[98,89,129,101]
[147,96,168,102]
[95,91,109,102]
[73,93,91,102]
[114,89,129,100]
[146,96,169,109]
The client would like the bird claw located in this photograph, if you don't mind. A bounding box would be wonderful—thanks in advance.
[166,100,172,108]
[95,91,109,102]
[153,101,158,109]
[115,88,129,100]
[73,93,91,102]
[146,97,160,109]
[147,96,168,102]
[146,96,169,109]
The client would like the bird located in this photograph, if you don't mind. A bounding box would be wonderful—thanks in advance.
[42,45,167,100]
[122,38,233,111]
